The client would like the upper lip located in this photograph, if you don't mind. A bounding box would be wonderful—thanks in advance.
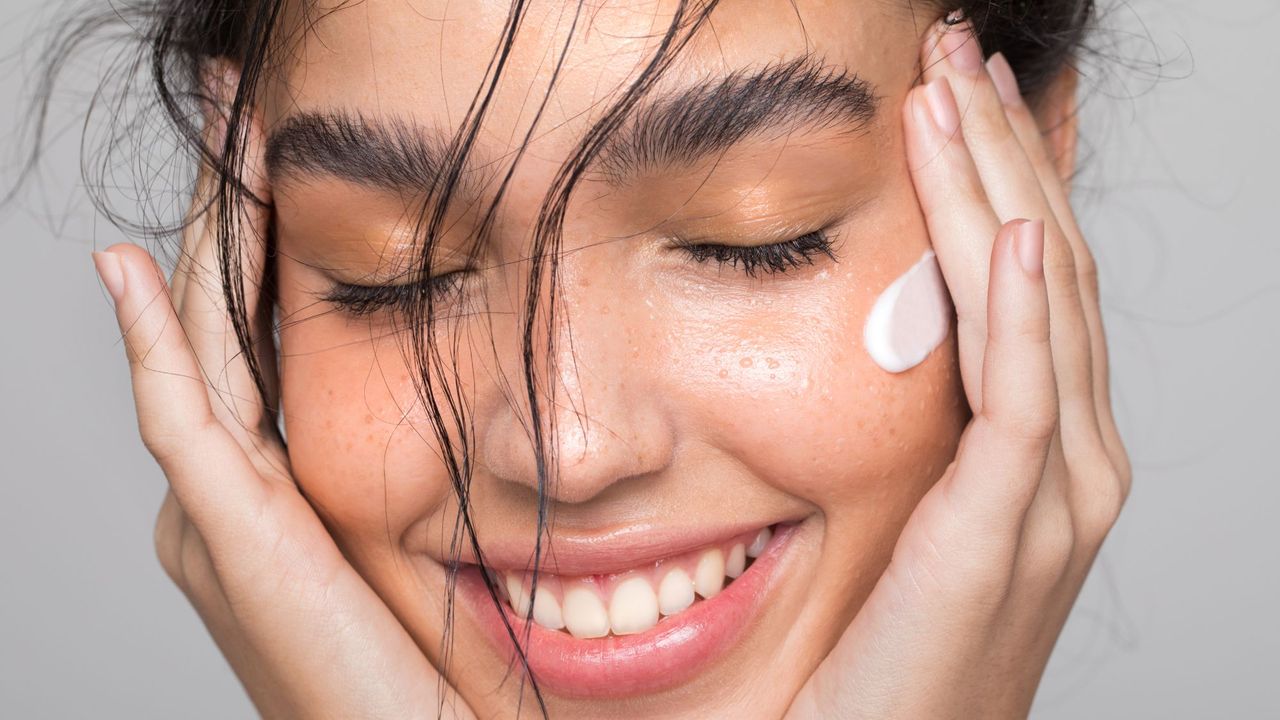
[451,519,792,577]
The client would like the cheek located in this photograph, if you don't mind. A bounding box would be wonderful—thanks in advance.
[655,200,967,517]
[276,301,455,555]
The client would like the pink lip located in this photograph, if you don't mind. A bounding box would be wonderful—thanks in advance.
[456,522,799,699]
[463,520,785,576]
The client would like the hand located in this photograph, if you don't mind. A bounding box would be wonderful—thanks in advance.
[90,71,472,720]
[787,18,1131,719]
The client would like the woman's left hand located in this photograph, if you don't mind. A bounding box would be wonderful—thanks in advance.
[786,17,1131,719]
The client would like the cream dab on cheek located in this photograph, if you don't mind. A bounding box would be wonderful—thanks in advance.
[863,250,953,373]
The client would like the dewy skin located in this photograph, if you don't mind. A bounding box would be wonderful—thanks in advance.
[863,250,953,373]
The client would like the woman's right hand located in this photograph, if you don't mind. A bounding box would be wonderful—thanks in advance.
[90,71,471,719]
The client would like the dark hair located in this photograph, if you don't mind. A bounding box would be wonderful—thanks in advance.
[19,0,1097,715]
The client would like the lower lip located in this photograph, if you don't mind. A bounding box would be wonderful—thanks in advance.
[455,522,799,699]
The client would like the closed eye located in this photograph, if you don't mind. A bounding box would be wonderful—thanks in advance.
[317,229,838,318]
[676,229,837,277]
[318,270,468,317]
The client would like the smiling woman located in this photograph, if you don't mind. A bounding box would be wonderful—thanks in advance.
[33,0,1128,717]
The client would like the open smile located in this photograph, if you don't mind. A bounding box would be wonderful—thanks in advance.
[454,521,801,698]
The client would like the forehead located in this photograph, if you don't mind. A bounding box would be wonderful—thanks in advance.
[263,0,925,148]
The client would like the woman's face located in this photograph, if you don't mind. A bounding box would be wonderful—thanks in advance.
[267,0,968,716]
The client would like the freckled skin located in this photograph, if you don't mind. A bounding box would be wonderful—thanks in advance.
[270,0,968,716]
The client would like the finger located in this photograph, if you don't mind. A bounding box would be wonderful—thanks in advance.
[154,489,188,588]
[91,243,270,532]
[903,75,1002,408]
[177,64,281,452]
[170,141,218,313]
[921,22,1060,229]
[946,219,1057,525]
[922,20,1105,466]
[986,52,1130,485]
[1013,440,1074,590]
[171,62,235,310]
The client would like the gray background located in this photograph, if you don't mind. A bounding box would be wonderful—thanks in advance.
[2,1,1276,717]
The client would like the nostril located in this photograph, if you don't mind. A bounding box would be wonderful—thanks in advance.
[475,351,676,505]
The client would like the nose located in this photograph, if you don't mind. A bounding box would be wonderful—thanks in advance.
[478,264,676,505]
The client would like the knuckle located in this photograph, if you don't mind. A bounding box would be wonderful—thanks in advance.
[137,413,219,470]
[943,129,989,191]
[1115,452,1134,498]
[956,313,988,345]
[154,524,184,587]
[1064,458,1126,548]
[919,138,989,209]
[1006,104,1048,155]
[1003,100,1036,127]
[1075,248,1100,297]
[1010,308,1053,346]
[1043,237,1081,294]
[986,297,1049,348]
[1022,507,1076,583]
[953,159,990,206]
[1102,429,1134,494]
[987,312,1051,356]
[178,530,217,599]
[1074,468,1128,546]
[1019,413,1059,444]
[153,492,193,589]
[139,425,183,465]
[905,495,1019,601]
[969,100,1019,148]
[984,396,1059,444]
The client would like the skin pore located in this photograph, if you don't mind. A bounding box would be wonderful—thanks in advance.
[249,0,1064,716]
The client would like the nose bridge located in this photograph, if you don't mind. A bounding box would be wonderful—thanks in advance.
[481,251,674,504]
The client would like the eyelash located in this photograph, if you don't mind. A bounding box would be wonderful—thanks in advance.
[320,271,466,318]
[320,230,837,317]
[677,230,836,277]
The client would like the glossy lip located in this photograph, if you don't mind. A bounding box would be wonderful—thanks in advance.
[455,521,801,699]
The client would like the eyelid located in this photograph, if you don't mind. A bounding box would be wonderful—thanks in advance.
[317,221,843,318]
[670,223,817,249]
[665,202,857,247]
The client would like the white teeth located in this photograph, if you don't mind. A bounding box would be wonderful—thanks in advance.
[498,528,778,636]
[746,527,772,558]
[505,573,532,617]
[694,549,725,599]
[531,586,565,630]
[658,568,696,616]
[726,543,746,579]
[562,586,610,639]
[608,577,659,635]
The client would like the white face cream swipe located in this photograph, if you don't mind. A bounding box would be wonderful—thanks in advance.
[863,250,953,373]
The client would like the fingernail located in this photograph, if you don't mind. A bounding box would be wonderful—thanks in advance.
[924,77,960,136]
[1015,219,1045,276]
[987,52,1023,107]
[943,8,966,27]
[92,250,125,306]
[939,22,983,76]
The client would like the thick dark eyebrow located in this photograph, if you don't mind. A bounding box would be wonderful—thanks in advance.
[265,111,486,197]
[596,54,880,185]
[265,54,877,194]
